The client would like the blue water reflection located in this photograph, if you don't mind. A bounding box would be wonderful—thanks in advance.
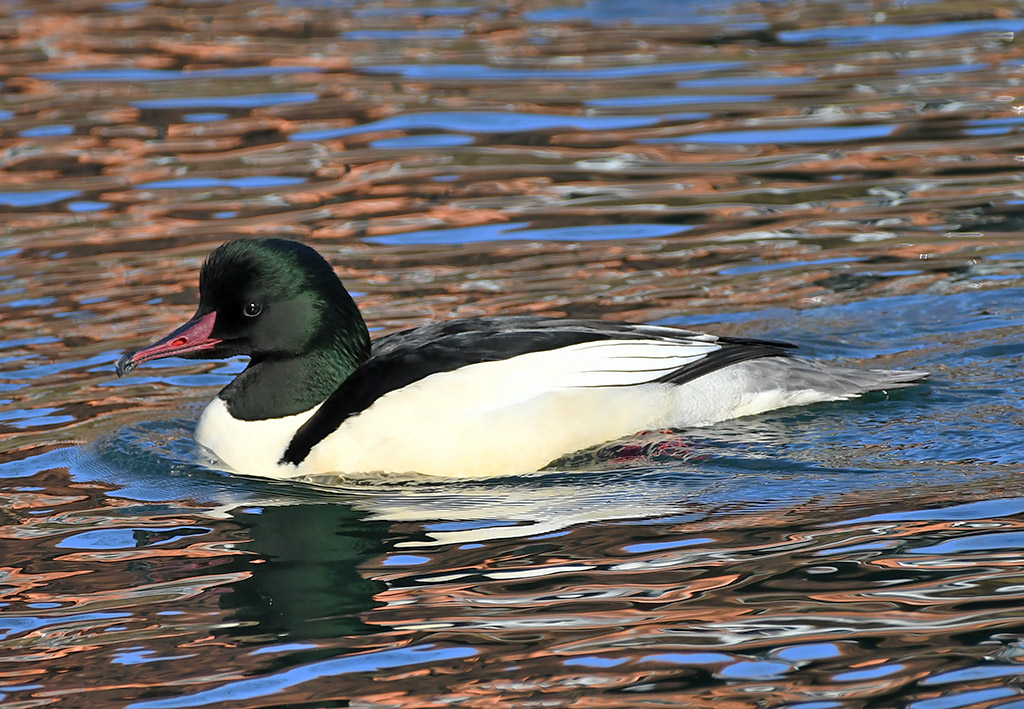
[19,125,74,137]
[291,110,661,142]
[0,190,81,207]
[0,611,131,641]
[526,0,768,28]
[136,176,307,189]
[128,644,478,709]
[182,112,230,122]
[648,124,896,145]
[133,92,318,110]
[779,18,1024,45]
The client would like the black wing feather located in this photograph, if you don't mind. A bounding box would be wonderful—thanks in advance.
[654,336,795,386]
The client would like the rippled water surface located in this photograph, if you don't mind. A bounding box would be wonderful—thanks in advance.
[4,0,1024,706]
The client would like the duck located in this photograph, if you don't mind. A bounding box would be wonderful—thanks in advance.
[115,237,927,479]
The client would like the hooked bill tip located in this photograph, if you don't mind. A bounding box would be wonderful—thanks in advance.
[115,352,137,378]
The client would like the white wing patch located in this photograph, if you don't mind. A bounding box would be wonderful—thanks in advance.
[522,338,722,388]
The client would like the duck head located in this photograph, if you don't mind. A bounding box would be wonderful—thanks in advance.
[116,238,370,378]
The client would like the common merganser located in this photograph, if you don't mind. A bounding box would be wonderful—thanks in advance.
[115,238,927,478]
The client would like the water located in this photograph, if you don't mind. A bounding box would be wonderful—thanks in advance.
[2,0,1024,705]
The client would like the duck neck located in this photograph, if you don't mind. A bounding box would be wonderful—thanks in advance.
[221,339,368,421]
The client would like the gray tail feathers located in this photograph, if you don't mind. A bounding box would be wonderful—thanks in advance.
[742,356,928,400]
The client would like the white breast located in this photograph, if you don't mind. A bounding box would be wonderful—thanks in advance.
[195,398,319,479]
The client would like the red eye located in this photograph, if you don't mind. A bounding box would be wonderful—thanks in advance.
[243,302,262,317]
